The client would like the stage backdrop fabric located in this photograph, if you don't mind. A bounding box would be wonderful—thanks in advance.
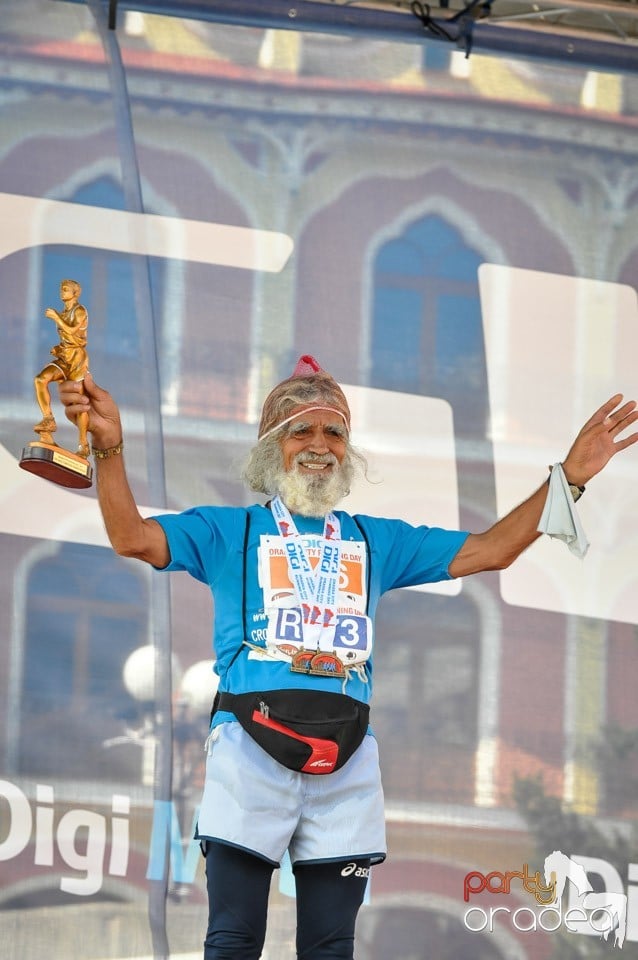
[1,2,638,958]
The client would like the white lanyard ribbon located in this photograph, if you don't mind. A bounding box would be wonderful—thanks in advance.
[270,496,342,652]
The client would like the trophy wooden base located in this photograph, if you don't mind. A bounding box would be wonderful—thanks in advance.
[19,441,93,489]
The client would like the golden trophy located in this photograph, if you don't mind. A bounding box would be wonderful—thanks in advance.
[19,279,93,488]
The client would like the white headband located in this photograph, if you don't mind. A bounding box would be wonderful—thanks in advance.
[259,405,349,441]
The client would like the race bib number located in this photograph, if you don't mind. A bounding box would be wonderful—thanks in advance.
[264,607,372,665]
[252,534,371,667]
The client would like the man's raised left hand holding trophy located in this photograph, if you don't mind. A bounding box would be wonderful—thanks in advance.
[19,279,93,488]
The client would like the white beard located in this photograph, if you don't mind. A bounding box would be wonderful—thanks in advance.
[275,457,351,517]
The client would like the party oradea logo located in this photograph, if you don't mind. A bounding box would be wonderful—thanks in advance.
[463,850,627,948]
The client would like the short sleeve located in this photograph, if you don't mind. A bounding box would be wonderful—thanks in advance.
[151,507,241,585]
[355,515,469,593]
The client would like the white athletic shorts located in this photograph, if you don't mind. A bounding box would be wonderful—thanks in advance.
[196,721,387,866]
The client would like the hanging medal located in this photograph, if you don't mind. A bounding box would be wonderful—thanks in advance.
[270,496,346,679]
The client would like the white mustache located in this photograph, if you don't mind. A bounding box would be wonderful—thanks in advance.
[295,452,337,466]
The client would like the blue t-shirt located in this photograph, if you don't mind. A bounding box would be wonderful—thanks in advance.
[154,504,469,721]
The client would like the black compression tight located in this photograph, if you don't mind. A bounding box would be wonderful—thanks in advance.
[203,841,370,959]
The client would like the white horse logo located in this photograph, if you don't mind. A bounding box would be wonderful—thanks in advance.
[544,850,627,948]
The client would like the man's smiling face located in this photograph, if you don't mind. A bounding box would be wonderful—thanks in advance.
[279,410,348,478]
[275,409,352,517]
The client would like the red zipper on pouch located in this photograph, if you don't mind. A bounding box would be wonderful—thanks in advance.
[251,708,339,774]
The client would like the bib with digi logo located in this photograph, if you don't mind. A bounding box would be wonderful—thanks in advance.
[254,497,373,681]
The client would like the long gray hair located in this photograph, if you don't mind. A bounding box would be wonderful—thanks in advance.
[243,427,367,517]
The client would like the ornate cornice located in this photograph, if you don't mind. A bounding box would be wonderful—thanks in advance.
[1,37,637,161]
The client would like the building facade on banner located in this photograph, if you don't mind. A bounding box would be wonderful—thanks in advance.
[0,10,637,959]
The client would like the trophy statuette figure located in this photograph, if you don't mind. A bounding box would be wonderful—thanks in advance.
[19,279,93,488]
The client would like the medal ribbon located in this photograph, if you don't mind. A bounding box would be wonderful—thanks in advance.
[271,496,341,652]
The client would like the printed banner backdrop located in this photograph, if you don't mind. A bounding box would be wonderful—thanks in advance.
[1,1,638,958]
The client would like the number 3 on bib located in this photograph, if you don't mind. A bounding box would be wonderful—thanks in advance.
[334,615,372,660]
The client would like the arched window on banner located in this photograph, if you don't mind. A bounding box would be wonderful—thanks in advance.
[18,542,149,785]
[39,177,164,408]
[373,589,480,806]
[370,213,486,437]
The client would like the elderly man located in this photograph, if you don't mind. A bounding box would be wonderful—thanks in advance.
[60,356,637,960]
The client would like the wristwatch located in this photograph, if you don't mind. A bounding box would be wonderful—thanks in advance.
[567,482,585,503]
[549,464,585,502]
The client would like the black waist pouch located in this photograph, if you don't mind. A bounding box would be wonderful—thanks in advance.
[218,689,370,775]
